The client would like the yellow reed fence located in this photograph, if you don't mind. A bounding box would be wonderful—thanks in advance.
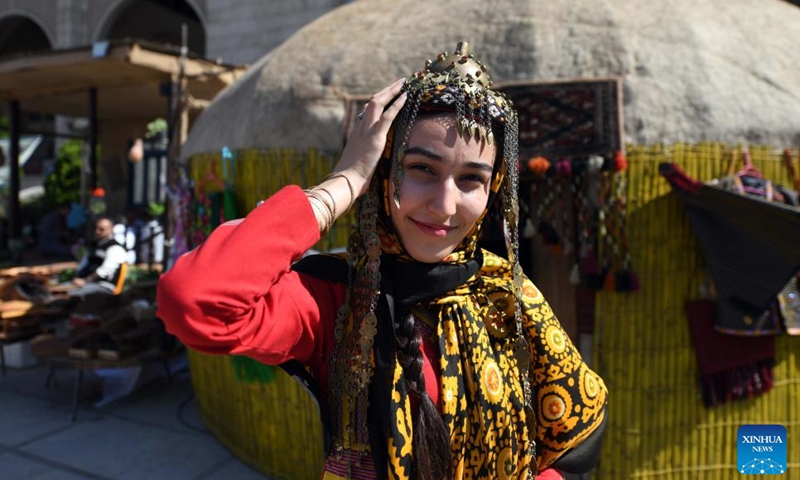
[594,144,800,479]
[188,349,325,479]
[186,148,342,479]
[188,148,353,251]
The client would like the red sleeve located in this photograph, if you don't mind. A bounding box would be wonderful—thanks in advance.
[536,468,564,480]
[156,185,342,374]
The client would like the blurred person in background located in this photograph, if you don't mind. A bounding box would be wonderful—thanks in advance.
[69,216,127,297]
[37,202,72,259]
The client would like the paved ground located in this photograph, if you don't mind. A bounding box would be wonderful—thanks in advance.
[0,356,270,480]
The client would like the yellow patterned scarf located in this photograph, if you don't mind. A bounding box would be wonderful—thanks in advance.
[384,249,607,478]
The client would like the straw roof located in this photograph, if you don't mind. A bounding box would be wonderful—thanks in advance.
[182,0,800,158]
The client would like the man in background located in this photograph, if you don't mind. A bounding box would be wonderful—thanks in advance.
[69,216,127,297]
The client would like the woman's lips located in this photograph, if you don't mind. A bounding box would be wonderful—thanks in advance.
[411,219,455,237]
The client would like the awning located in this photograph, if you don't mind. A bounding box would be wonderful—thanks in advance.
[0,39,247,249]
[0,40,246,120]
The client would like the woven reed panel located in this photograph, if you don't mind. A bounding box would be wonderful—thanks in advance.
[594,144,800,479]
[188,350,325,479]
[188,148,352,251]
[186,148,345,480]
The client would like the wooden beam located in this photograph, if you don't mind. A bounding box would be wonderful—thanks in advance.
[127,44,242,80]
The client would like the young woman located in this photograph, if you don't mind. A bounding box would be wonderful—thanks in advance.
[157,43,607,480]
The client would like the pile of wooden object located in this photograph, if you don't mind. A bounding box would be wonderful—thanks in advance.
[0,261,165,365]
[0,263,75,340]
[31,293,162,362]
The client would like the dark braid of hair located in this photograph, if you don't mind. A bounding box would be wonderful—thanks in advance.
[395,310,452,480]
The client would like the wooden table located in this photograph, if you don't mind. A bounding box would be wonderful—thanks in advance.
[0,261,77,279]
[47,284,79,295]
[0,301,67,376]
[44,348,173,421]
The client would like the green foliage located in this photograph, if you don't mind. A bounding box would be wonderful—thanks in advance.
[44,140,83,208]
[123,265,161,285]
[58,268,75,283]
[88,197,107,215]
[148,201,165,217]
[146,118,167,138]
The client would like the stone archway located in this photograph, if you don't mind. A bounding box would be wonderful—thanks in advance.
[0,13,55,206]
[0,13,53,57]
[95,0,206,57]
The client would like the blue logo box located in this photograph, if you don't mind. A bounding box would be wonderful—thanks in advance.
[737,424,787,475]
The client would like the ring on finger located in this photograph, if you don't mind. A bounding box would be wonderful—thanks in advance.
[357,111,365,120]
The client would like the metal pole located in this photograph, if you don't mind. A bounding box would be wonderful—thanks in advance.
[162,23,188,271]
[88,87,98,190]
[8,101,22,256]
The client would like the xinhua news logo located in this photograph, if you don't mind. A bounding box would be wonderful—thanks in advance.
[737,425,787,475]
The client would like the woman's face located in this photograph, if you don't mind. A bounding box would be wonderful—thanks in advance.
[388,114,496,263]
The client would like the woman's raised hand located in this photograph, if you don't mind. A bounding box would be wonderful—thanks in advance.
[304,79,406,235]
[334,78,408,195]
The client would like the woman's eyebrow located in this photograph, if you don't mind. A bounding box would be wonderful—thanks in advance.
[405,145,442,160]
[405,146,493,173]
[464,161,494,173]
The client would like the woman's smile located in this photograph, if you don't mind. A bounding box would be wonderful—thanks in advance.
[409,218,458,237]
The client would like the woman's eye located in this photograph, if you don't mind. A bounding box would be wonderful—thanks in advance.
[461,174,488,185]
[409,163,434,174]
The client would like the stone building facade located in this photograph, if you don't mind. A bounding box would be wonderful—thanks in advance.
[0,0,348,214]
[0,0,348,65]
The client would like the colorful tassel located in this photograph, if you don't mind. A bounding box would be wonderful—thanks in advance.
[587,155,604,173]
[527,156,551,178]
[603,269,616,291]
[628,270,640,292]
[522,218,536,239]
[614,150,628,172]
[569,263,581,285]
[555,158,572,177]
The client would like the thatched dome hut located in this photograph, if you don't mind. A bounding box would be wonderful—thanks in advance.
[183,0,800,158]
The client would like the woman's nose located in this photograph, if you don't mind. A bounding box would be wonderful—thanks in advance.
[428,179,458,217]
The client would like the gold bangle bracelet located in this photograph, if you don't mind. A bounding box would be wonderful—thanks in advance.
[306,189,334,221]
[323,172,356,212]
[306,195,332,235]
[304,189,334,234]
[315,186,338,218]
